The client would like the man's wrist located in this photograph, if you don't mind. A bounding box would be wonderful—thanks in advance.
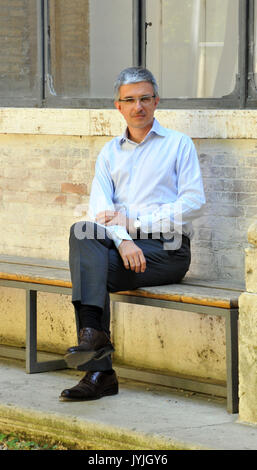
[133,218,141,230]
[118,239,134,250]
[127,217,141,235]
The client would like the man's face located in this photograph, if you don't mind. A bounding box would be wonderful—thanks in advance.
[114,81,160,131]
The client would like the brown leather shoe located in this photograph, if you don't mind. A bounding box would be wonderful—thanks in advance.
[59,370,119,401]
[64,327,114,368]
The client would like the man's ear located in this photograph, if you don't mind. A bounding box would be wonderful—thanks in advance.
[114,101,121,111]
[154,96,160,109]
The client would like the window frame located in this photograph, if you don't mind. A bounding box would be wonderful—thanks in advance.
[0,0,256,109]
[245,0,257,107]
[43,0,138,108]
[42,0,256,109]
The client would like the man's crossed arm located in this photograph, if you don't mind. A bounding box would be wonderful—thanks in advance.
[95,210,146,274]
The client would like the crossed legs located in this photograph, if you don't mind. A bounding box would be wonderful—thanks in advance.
[60,221,190,400]
[68,221,190,370]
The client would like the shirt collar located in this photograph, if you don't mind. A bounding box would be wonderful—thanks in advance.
[150,118,169,137]
[119,118,168,145]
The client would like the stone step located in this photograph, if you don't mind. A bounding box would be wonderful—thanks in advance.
[0,357,257,450]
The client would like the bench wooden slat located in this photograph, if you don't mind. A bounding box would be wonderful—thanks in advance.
[0,272,72,289]
[182,278,244,292]
[0,258,242,309]
[0,262,70,281]
[0,254,69,270]
[115,289,239,309]
[0,254,244,289]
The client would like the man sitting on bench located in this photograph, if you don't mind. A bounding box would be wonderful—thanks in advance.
[60,67,206,402]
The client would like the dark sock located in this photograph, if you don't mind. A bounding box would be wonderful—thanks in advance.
[77,303,103,331]
[89,369,114,375]
[104,369,115,375]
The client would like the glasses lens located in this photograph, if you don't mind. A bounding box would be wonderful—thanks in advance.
[141,96,152,103]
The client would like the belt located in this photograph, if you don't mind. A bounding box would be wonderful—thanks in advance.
[135,230,190,245]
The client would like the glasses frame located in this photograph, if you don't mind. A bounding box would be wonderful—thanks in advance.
[118,94,156,105]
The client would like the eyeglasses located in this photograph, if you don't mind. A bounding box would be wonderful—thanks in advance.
[118,95,156,105]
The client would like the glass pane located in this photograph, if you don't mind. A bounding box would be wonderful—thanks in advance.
[146,0,238,99]
[0,0,38,98]
[48,0,133,98]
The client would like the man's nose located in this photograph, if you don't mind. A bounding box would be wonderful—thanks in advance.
[134,98,143,110]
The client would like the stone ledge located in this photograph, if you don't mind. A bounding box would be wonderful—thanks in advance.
[0,403,187,450]
[1,108,257,138]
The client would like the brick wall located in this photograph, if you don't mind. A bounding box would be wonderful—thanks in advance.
[0,133,109,259]
[189,139,257,282]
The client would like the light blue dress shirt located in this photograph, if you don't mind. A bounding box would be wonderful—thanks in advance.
[88,118,205,248]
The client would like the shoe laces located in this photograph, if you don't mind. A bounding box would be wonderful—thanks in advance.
[79,372,96,391]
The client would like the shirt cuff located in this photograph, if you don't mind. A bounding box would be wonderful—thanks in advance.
[106,225,132,248]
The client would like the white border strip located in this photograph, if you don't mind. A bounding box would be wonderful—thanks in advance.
[0,108,257,138]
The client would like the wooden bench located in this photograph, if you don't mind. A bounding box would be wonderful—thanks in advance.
[0,254,243,414]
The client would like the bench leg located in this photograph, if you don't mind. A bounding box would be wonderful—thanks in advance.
[26,290,37,372]
[225,308,239,413]
[26,289,66,373]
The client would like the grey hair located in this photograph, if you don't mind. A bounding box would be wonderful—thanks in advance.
[114,67,159,100]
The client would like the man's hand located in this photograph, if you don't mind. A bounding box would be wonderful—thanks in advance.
[96,210,128,229]
[118,240,146,273]
[96,212,145,271]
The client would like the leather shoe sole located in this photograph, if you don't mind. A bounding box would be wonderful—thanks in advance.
[64,343,114,368]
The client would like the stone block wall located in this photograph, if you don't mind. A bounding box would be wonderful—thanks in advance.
[239,221,257,424]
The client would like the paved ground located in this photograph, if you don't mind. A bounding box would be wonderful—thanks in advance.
[0,357,257,450]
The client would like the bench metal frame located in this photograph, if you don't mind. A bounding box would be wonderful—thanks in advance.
[0,278,238,414]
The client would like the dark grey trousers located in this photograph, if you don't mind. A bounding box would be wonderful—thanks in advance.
[69,221,191,371]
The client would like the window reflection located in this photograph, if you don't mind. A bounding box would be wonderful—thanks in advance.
[0,0,38,98]
[48,0,133,98]
[146,0,238,98]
